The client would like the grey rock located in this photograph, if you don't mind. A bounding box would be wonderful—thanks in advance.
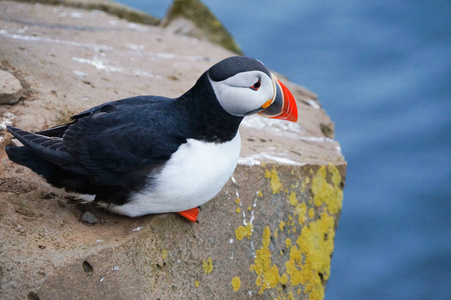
[82,211,99,225]
[0,70,23,105]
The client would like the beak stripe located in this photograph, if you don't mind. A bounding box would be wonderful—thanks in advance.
[261,99,273,109]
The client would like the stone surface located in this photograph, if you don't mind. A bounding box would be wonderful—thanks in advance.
[0,70,23,105]
[0,1,346,299]
[82,211,99,224]
[14,0,160,25]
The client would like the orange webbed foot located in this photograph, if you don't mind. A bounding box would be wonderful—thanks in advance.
[176,207,199,223]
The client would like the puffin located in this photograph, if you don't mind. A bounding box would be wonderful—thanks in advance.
[5,56,298,222]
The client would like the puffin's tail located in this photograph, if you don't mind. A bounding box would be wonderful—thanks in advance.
[5,144,59,179]
[5,126,96,194]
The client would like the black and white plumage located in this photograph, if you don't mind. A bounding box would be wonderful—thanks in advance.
[5,56,297,221]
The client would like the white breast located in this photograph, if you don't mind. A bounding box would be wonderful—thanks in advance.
[110,132,241,217]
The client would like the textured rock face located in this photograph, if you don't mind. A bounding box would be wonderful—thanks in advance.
[0,1,346,299]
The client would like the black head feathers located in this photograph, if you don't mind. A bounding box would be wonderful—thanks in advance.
[208,56,272,82]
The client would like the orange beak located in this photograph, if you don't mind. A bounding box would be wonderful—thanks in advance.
[258,75,298,122]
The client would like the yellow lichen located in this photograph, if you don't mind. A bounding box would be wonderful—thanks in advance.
[262,226,271,247]
[275,166,343,300]
[232,276,241,291]
[288,191,298,206]
[279,269,289,285]
[279,221,286,231]
[235,207,241,213]
[247,206,252,211]
[296,203,308,225]
[235,223,253,240]
[194,280,200,288]
[251,227,288,294]
[265,169,271,178]
[328,163,341,187]
[312,165,343,214]
[285,245,303,286]
[297,213,335,281]
[265,167,283,194]
[283,212,335,300]
[235,197,241,204]
[257,190,263,197]
[202,257,213,274]
[308,208,315,219]
[285,238,292,248]
[161,249,168,260]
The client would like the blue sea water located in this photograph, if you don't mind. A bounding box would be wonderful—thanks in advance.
[118,1,451,298]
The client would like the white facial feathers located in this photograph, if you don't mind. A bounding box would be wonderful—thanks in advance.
[209,70,274,116]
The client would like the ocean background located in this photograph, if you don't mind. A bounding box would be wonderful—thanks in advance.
[117,1,451,298]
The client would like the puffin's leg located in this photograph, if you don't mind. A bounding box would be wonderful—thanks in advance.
[176,207,199,223]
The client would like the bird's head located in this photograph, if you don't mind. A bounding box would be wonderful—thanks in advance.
[208,56,298,122]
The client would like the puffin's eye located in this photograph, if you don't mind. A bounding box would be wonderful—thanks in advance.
[250,78,261,91]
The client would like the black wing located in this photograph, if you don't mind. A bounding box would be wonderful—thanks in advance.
[63,96,187,188]
[7,96,187,196]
